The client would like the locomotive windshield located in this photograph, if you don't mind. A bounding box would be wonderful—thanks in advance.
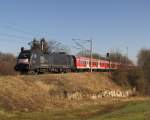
[18,51,31,59]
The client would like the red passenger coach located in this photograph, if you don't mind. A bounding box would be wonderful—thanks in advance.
[75,56,90,69]
[75,56,101,70]
[99,60,108,69]
[74,56,121,71]
[91,59,99,69]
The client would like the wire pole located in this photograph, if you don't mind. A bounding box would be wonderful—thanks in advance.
[72,38,93,72]
[126,46,128,65]
[90,38,93,72]
[126,46,128,58]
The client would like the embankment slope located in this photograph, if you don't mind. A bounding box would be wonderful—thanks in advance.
[0,73,128,111]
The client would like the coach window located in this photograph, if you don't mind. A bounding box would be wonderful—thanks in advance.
[102,63,104,66]
[96,62,98,66]
[93,62,97,66]
[81,61,86,65]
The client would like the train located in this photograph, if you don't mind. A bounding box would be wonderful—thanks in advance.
[15,47,122,74]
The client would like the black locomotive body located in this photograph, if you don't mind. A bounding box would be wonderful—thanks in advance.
[15,48,76,73]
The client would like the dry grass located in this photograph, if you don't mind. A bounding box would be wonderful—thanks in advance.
[0,76,51,111]
[0,73,123,111]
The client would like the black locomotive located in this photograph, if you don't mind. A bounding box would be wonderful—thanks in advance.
[15,47,76,73]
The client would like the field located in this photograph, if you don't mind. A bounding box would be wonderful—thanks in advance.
[0,99,149,120]
[0,73,149,120]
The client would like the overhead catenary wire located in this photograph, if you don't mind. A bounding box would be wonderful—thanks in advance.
[0,37,28,43]
[0,32,32,40]
[0,25,35,37]
[0,22,42,37]
[0,23,53,47]
[72,39,88,52]
[0,23,34,42]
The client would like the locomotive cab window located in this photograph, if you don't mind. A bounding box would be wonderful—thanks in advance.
[18,51,31,59]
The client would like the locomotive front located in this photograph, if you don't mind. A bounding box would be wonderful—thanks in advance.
[15,47,31,72]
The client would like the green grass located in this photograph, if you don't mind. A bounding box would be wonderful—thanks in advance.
[87,100,150,120]
[0,100,150,120]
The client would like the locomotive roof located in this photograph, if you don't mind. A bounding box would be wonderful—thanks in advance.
[21,50,31,53]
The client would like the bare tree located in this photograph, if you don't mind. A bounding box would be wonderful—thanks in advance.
[137,48,150,68]
[30,38,41,51]
[77,50,103,59]
[48,40,70,53]
[137,48,150,91]
[29,39,70,53]
[109,52,132,64]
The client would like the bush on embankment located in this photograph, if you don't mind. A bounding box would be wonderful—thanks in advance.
[137,48,150,95]
[0,52,16,75]
[112,67,146,95]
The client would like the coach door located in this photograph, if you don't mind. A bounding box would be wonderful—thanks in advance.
[86,60,90,68]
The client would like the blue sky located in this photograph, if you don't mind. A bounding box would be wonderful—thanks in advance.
[0,0,150,63]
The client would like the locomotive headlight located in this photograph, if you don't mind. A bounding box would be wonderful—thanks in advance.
[18,59,29,64]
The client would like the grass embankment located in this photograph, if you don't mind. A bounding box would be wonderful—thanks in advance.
[0,99,149,120]
[0,73,121,111]
[0,72,148,120]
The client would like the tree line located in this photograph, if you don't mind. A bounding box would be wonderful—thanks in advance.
[77,48,150,95]
[112,48,150,95]
[0,52,16,75]
[77,50,133,64]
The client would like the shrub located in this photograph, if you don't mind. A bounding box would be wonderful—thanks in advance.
[111,68,130,88]
[137,48,150,95]
[112,67,146,95]
[0,52,16,75]
[127,68,146,95]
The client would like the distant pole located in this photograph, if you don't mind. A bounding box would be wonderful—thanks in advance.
[90,38,93,72]
[126,46,128,64]
[106,52,110,72]
[126,46,128,58]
